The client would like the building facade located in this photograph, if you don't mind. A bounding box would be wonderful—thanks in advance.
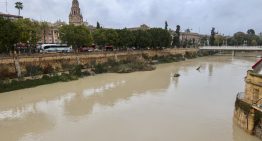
[39,21,66,44]
[128,24,150,31]
[180,32,201,45]
[69,0,83,25]
[0,12,23,20]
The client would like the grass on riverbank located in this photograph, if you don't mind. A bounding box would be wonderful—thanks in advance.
[93,58,155,74]
[0,73,79,93]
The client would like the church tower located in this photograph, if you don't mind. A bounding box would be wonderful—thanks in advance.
[69,0,83,25]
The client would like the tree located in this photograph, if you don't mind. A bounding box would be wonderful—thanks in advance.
[172,25,181,47]
[14,19,41,46]
[96,22,101,29]
[214,35,225,46]
[59,25,93,51]
[200,36,208,46]
[103,29,118,46]
[93,29,106,47]
[117,29,135,49]
[133,29,151,49]
[165,21,168,30]
[247,29,255,36]
[15,2,23,16]
[210,27,216,46]
[251,39,257,46]
[148,28,171,49]
[233,32,246,45]
[0,18,20,53]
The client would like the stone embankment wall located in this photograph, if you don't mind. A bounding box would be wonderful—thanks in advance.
[234,71,262,139]
[0,48,198,76]
[234,107,255,134]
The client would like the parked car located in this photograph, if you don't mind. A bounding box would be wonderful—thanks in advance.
[79,47,94,52]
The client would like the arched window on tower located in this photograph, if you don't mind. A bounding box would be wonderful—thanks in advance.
[74,10,76,15]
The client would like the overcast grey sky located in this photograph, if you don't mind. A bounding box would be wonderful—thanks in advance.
[1,0,261,35]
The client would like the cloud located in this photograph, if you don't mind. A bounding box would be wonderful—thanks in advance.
[1,0,262,35]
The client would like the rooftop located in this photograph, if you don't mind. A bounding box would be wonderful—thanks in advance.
[0,12,23,19]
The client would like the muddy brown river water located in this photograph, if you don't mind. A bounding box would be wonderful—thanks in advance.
[0,56,261,141]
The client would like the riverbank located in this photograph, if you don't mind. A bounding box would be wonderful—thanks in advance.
[0,49,215,93]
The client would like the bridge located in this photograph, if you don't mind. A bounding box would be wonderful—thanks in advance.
[199,46,262,51]
[199,46,262,56]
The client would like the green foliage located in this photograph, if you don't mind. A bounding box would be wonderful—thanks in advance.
[15,2,23,16]
[93,29,106,47]
[165,21,168,30]
[151,54,184,63]
[210,27,216,46]
[69,65,83,77]
[0,18,43,53]
[25,64,43,76]
[59,24,93,50]
[94,63,108,74]
[0,73,79,93]
[247,29,256,36]
[0,17,20,53]
[173,25,181,47]
[96,22,101,29]
[14,19,41,49]
[133,29,151,49]
[104,29,119,46]
[92,28,172,49]
[227,30,262,46]
[93,28,119,47]
[116,29,135,48]
[148,28,171,48]
[214,35,226,46]
[93,58,155,74]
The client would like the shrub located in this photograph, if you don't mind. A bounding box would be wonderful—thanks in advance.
[0,66,16,79]
[43,64,55,74]
[69,65,83,77]
[61,63,74,71]
[94,63,108,74]
[25,64,43,76]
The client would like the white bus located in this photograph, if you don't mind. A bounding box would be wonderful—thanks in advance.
[38,44,73,53]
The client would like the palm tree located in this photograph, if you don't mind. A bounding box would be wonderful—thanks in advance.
[15,2,23,16]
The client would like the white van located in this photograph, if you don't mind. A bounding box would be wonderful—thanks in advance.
[39,44,73,53]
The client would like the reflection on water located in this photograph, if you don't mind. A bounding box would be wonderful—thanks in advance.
[0,56,261,141]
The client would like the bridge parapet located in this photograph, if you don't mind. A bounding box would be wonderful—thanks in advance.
[200,46,262,51]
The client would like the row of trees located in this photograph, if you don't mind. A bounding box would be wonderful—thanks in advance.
[0,18,45,53]
[0,18,174,53]
[209,28,262,46]
[59,25,172,50]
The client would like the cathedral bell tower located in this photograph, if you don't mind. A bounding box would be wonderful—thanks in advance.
[69,0,83,25]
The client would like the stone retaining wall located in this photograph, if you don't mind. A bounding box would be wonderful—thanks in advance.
[0,49,198,78]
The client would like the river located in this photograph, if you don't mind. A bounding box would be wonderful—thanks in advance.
[0,56,261,141]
